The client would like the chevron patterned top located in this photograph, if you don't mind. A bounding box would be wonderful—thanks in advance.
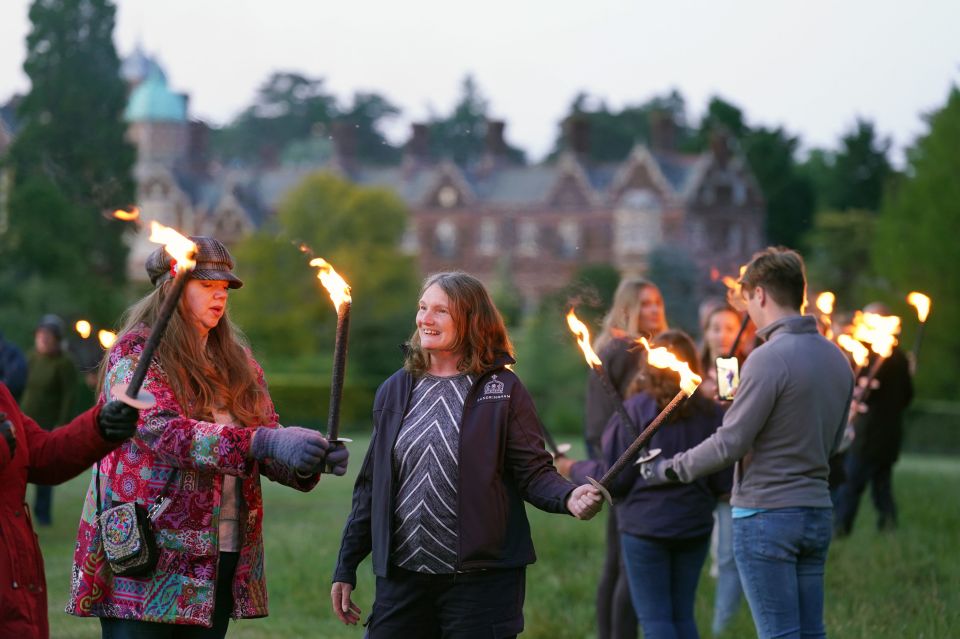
[391,372,473,573]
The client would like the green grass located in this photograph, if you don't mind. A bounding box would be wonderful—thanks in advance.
[38,443,960,638]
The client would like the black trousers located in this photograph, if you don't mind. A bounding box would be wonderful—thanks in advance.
[835,453,897,534]
[366,566,526,639]
[100,552,239,639]
[596,508,637,639]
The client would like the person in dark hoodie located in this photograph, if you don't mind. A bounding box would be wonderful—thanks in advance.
[0,382,139,639]
[559,330,731,639]
[331,271,603,638]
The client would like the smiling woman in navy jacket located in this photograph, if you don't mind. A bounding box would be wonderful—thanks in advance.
[331,271,603,638]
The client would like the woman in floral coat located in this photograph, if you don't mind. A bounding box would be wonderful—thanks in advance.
[66,237,349,638]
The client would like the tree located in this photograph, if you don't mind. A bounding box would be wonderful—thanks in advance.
[871,87,960,399]
[548,89,697,162]
[803,118,894,213]
[1,0,134,342]
[804,209,877,307]
[339,92,402,165]
[743,127,816,248]
[229,173,419,382]
[211,72,338,164]
[427,75,526,166]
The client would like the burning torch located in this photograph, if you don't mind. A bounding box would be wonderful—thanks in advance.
[566,309,643,441]
[816,292,836,341]
[850,311,901,405]
[721,265,751,357]
[112,223,198,409]
[906,292,931,373]
[310,257,353,472]
[586,337,703,504]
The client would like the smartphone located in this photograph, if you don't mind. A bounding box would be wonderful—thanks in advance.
[716,356,740,401]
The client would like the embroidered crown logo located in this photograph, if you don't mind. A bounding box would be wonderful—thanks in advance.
[484,374,505,396]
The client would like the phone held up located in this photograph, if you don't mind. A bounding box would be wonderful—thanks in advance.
[715,357,740,401]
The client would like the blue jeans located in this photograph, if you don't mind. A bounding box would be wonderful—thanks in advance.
[711,502,743,636]
[733,508,832,639]
[621,533,710,639]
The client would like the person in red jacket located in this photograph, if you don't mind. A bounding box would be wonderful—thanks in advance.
[0,382,139,639]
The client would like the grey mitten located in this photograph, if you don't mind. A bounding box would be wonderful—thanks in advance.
[252,426,328,474]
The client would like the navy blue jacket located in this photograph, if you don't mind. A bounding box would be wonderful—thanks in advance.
[572,392,731,540]
[333,356,576,586]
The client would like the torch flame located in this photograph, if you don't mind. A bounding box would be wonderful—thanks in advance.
[565,309,602,368]
[75,320,92,339]
[837,334,869,368]
[907,292,931,323]
[112,206,140,221]
[148,222,197,271]
[635,337,703,396]
[309,258,352,311]
[851,311,900,359]
[98,330,117,349]
[721,265,748,296]
[815,292,835,316]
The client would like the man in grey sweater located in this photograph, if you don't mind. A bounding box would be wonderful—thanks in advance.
[646,247,853,639]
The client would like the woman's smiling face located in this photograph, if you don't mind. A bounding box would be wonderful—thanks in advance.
[416,283,458,354]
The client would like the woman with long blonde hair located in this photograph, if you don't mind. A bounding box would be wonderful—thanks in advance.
[67,237,348,638]
[584,277,666,639]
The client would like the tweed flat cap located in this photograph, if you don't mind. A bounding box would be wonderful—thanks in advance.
[146,236,243,289]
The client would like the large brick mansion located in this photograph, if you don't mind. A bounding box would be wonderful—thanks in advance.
[100,50,768,303]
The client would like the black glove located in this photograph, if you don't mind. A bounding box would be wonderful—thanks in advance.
[0,412,16,456]
[322,442,350,476]
[97,401,140,442]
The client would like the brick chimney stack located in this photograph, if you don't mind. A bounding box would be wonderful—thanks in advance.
[563,116,590,157]
[649,110,678,152]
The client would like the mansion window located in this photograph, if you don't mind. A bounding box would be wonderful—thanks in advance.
[401,222,419,255]
[434,219,457,257]
[614,189,662,255]
[517,221,539,257]
[557,220,580,259]
[477,218,498,256]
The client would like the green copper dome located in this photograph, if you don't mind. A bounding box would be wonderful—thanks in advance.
[124,68,186,123]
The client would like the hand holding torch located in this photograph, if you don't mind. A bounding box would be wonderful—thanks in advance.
[310,258,353,473]
[586,337,703,503]
[112,223,197,409]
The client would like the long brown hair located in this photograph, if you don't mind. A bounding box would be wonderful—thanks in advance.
[98,282,271,427]
[404,272,514,376]
[594,278,667,353]
[627,329,702,417]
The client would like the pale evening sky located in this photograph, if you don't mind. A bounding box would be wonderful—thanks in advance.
[1,0,958,164]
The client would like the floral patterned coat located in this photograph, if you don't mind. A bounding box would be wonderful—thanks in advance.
[66,327,319,626]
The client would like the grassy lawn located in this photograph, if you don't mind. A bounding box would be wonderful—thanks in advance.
[38,442,959,638]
